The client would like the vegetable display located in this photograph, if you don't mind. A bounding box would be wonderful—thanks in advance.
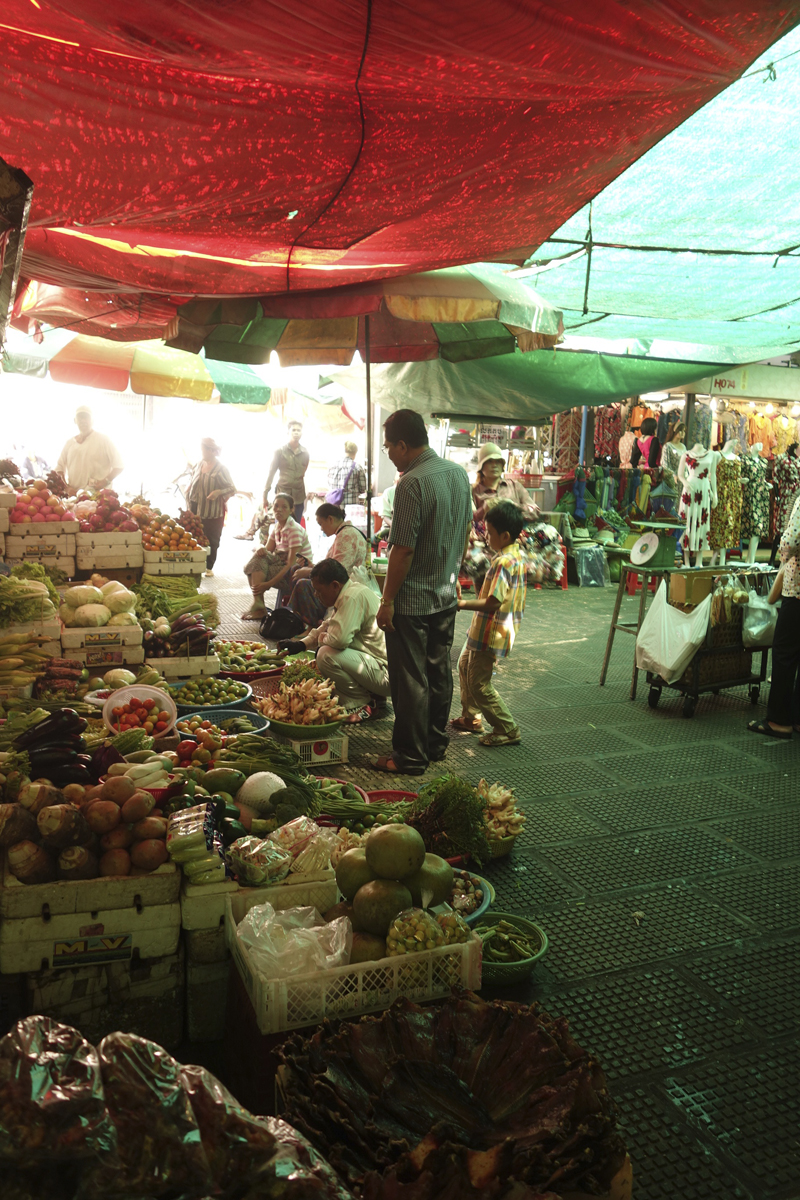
[141,513,204,551]
[72,487,139,534]
[215,639,282,673]
[409,774,492,863]
[479,917,540,963]
[0,632,58,691]
[449,869,485,915]
[477,777,526,840]
[110,696,172,737]
[144,611,215,659]
[259,678,345,727]
[173,677,249,707]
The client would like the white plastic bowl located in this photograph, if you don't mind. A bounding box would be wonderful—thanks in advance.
[102,685,178,734]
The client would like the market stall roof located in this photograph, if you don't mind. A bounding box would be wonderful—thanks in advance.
[2,329,270,405]
[332,348,733,424]
[521,24,800,362]
[1,2,795,300]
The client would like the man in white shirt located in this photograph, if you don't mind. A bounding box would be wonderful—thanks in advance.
[56,406,123,493]
[278,558,390,723]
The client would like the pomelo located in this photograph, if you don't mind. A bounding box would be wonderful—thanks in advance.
[352,879,412,936]
[335,847,376,901]
[402,853,454,908]
[350,932,387,963]
[365,822,426,881]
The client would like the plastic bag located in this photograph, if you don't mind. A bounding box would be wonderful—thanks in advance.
[236,901,352,978]
[743,590,779,648]
[350,562,382,596]
[268,815,322,859]
[291,827,336,875]
[635,581,711,683]
[0,1016,116,1165]
[225,836,292,886]
[573,543,609,587]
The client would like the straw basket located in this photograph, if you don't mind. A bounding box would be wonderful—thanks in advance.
[489,833,519,859]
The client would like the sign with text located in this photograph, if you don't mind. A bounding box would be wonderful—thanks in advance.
[53,933,133,967]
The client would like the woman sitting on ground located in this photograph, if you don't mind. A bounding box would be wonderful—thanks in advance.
[241,492,313,620]
[288,502,367,627]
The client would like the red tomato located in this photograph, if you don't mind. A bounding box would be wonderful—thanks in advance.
[112,706,123,718]
[128,715,140,727]
[142,698,156,711]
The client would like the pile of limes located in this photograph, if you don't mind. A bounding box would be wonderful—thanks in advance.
[175,677,250,708]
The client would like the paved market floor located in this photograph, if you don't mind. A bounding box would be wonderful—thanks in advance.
[202,541,800,1200]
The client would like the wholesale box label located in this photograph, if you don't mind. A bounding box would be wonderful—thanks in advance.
[53,933,133,967]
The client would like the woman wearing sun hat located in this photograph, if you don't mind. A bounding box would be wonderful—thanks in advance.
[186,437,237,576]
[472,443,537,524]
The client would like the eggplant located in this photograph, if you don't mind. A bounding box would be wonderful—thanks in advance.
[171,613,205,634]
[50,765,92,786]
[15,709,86,750]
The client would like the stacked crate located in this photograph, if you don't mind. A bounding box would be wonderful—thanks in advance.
[61,625,145,668]
[5,519,79,577]
[0,491,12,559]
[76,529,143,573]
[144,548,207,576]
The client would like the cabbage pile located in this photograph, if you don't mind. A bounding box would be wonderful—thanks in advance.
[59,581,139,629]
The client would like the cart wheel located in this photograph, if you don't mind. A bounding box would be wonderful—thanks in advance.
[750,686,760,706]
[682,696,696,719]
[648,686,661,709]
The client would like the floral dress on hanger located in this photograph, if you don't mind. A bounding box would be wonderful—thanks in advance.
[679,449,717,552]
[708,457,742,550]
[740,453,770,539]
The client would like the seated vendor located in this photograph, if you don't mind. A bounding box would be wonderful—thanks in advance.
[278,558,390,724]
[287,502,366,628]
[241,492,313,620]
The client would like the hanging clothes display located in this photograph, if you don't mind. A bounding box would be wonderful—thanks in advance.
[692,404,713,450]
[618,430,636,469]
[629,403,654,429]
[679,449,717,552]
[747,412,774,456]
[708,456,742,550]
[773,451,800,533]
[661,439,686,489]
[593,405,622,460]
[772,416,794,457]
[740,452,771,539]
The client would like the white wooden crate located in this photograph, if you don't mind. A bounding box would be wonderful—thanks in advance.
[226,892,481,1034]
[62,626,143,649]
[147,654,220,677]
[6,556,76,575]
[6,533,77,557]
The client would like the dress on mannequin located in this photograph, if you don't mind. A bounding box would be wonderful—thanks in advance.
[679,447,718,554]
[708,450,742,552]
[740,452,770,540]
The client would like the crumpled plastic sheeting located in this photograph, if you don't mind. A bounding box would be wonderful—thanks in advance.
[1,1,794,297]
[237,902,352,978]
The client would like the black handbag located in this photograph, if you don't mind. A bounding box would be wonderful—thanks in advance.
[259,607,305,641]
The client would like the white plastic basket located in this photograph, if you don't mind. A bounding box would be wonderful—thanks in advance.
[226,892,482,1034]
[268,730,348,764]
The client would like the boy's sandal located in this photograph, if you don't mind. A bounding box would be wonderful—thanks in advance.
[450,717,482,733]
[747,719,792,740]
[479,731,521,747]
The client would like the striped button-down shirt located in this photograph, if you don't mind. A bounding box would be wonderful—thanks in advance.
[388,447,472,615]
[186,460,236,519]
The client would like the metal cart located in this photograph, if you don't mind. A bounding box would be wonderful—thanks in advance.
[646,567,776,718]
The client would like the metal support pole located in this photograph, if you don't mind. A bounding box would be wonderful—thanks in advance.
[365,315,372,542]
[685,392,696,445]
[578,405,588,465]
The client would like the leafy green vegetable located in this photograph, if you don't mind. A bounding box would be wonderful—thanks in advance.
[410,774,491,864]
[10,562,60,605]
[0,576,56,628]
[133,581,172,620]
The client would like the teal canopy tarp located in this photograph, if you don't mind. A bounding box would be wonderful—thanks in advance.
[522,26,800,363]
[332,349,727,423]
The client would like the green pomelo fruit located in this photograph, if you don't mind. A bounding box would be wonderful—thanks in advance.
[335,848,377,901]
[352,879,413,936]
[350,932,387,963]
[364,823,425,880]
[402,853,454,908]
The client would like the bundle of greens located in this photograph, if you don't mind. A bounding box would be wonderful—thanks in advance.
[133,580,172,621]
[10,562,59,606]
[0,575,57,627]
[140,573,198,597]
[409,773,491,863]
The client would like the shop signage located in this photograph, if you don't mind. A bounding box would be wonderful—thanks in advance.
[84,631,123,646]
[672,364,800,401]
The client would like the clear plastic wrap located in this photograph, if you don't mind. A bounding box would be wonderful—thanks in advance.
[166,806,209,863]
[0,1015,116,1165]
[225,836,292,886]
[290,826,336,875]
[386,908,446,956]
[236,902,352,978]
[268,815,322,858]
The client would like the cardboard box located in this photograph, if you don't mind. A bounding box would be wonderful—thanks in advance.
[669,570,718,607]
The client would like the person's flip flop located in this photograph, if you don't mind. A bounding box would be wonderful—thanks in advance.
[373,754,426,776]
[450,717,482,733]
[479,731,521,747]
[747,719,792,740]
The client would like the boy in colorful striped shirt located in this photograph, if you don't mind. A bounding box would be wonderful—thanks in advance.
[453,500,527,747]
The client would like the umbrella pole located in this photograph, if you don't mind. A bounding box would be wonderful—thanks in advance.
[365,315,372,542]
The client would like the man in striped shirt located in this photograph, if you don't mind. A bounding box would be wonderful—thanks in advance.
[375,409,473,774]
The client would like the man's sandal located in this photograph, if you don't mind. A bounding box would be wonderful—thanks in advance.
[747,720,792,740]
[373,754,426,776]
[479,731,521,747]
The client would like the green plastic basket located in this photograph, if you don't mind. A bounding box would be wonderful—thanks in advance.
[266,717,344,741]
[473,911,548,985]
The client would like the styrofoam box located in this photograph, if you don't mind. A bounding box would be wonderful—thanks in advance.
[143,561,204,576]
[5,618,62,638]
[0,533,4,556]
[144,549,207,565]
[41,640,62,658]
[6,556,76,575]
[62,626,143,649]
[148,655,220,677]
[68,644,145,667]
[0,683,34,700]
[77,548,144,569]
[0,853,180,920]
[226,892,481,1035]
[0,491,16,508]
[268,730,349,765]
[6,533,77,556]
[7,520,79,535]
[76,531,143,548]
[180,871,337,932]
[0,509,8,533]
[186,924,228,963]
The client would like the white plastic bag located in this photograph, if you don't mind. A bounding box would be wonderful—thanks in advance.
[742,591,779,648]
[635,581,711,683]
[236,901,352,978]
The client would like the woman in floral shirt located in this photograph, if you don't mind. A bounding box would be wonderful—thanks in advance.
[749,494,800,739]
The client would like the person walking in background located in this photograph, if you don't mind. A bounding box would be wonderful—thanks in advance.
[262,420,309,525]
[327,440,367,509]
[242,492,313,620]
[453,500,527,747]
[56,406,123,493]
[185,437,237,577]
[374,409,472,775]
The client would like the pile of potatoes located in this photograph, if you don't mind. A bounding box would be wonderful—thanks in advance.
[0,774,169,884]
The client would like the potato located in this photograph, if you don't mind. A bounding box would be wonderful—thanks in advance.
[85,801,122,834]
[7,840,57,884]
[100,826,134,851]
[99,848,131,877]
[62,783,86,804]
[150,808,163,818]
[57,846,99,881]
[0,803,38,847]
[80,784,105,807]
[37,804,88,850]
[132,817,167,841]
[17,783,64,815]
[130,839,168,871]
[100,775,136,806]
[120,791,155,824]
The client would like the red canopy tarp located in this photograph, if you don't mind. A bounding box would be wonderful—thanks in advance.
[2,2,797,301]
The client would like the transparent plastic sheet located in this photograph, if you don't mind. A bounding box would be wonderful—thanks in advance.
[236,902,352,978]
[0,1015,116,1166]
[225,836,292,886]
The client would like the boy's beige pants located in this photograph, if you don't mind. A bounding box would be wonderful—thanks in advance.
[458,644,518,735]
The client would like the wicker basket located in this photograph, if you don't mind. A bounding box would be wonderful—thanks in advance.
[489,834,518,859]
[472,911,548,985]
[250,675,284,699]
